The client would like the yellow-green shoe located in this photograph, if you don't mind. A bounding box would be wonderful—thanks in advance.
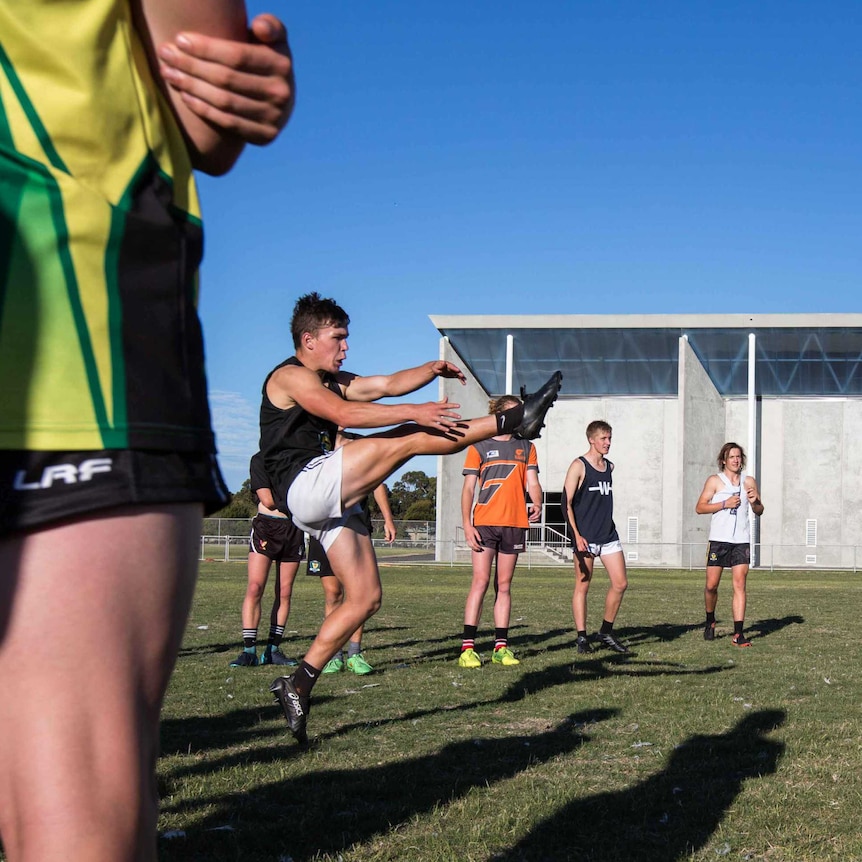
[346,653,374,675]
[492,646,520,666]
[458,648,482,668]
[322,656,344,674]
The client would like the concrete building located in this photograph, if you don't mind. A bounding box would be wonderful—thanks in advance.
[430,314,862,570]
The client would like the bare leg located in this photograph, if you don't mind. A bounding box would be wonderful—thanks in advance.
[571,552,595,632]
[270,561,300,628]
[731,564,749,622]
[302,520,382,670]
[463,548,495,627]
[492,553,519,630]
[704,566,723,615]
[0,504,201,862]
[242,552,271,631]
[339,416,501,510]
[319,575,364,645]
[600,551,628,623]
[320,574,343,619]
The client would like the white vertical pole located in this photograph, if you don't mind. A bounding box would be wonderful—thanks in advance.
[506,334,514,395]
[748,332,757,565]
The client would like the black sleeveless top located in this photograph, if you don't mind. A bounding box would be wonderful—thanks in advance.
[563,456,619,545]
[259,356,342,511]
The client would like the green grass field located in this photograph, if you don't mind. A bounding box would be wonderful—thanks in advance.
[156,563,862,861]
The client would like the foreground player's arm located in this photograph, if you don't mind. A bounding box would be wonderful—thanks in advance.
[695,476,727,515]
[744,477,765,515]
[157,12,295,146]
[134,0,250,175]
[562,459,589,552]
[373,484,397,543]
[340,361,467,402]
[461,472,483,552]
[267,363,464,430]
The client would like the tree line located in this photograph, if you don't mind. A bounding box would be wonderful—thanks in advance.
[211,469,436,522]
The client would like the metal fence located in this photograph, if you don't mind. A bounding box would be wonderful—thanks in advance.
[200,518,862,571]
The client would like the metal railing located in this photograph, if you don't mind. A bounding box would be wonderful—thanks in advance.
[199,518,862,571]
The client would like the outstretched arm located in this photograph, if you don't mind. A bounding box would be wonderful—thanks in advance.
[267,363,465,431]
[341,360,466,402]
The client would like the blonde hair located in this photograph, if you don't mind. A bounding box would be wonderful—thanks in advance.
[488,395,521,414]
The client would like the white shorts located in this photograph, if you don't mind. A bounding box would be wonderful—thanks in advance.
[586,539,623,558]
[286,448,361,551]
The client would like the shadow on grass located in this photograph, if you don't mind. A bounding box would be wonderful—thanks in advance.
[158,710,615,861]
[160,695,336,757]
[608,613,805,650]
[161,657,732,776]
[749,614,805,639]
[178,641,243,659]
[306,656,731,746]
[491,708,786,862]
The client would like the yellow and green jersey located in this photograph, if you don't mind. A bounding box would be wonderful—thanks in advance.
[0,0,215,453]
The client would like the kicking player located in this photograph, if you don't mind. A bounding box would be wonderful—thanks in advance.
[458,395,543,668]
[695,442,764,646]
[230,452,304,668]
[562,420,630,655]
[265,292,561,742]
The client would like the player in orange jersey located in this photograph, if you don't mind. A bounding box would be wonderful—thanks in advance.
[457,395,544,668]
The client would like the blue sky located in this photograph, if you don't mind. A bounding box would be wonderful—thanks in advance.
[197,1,861,492]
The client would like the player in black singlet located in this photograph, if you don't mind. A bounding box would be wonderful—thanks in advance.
[562,420,630,655]
[265,292,562,743]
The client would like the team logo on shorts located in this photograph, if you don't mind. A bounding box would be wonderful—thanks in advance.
[260,540,268,549]
[709,551,718,562]
[309,560,321,574]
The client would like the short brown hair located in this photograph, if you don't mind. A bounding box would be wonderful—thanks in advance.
[717,442,746,470]
[290,292,350,348]
[586,420,612,439]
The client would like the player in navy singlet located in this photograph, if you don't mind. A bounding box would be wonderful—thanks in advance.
[562,420,630,655]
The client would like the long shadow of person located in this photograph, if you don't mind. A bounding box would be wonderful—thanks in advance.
[491,709,786,862]
[159,709,617,860]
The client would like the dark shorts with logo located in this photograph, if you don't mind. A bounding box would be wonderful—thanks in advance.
[250,513,305,562]
[0,449,229,535]
[706,541,750,569]
[305,499,378,577]
[305,535,334,577]
[476,524,527,555]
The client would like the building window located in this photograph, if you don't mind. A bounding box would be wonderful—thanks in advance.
[627,516,639,545]
[806,519,817,548]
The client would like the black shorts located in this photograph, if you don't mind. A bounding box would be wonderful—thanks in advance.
[305,535,334,577]
[250,514,305,562]
[0,449,229,535]
[706,541,750,569]
[475,525,527,555]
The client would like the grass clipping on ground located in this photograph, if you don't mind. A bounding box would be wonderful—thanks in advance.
[153,564,862,862]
